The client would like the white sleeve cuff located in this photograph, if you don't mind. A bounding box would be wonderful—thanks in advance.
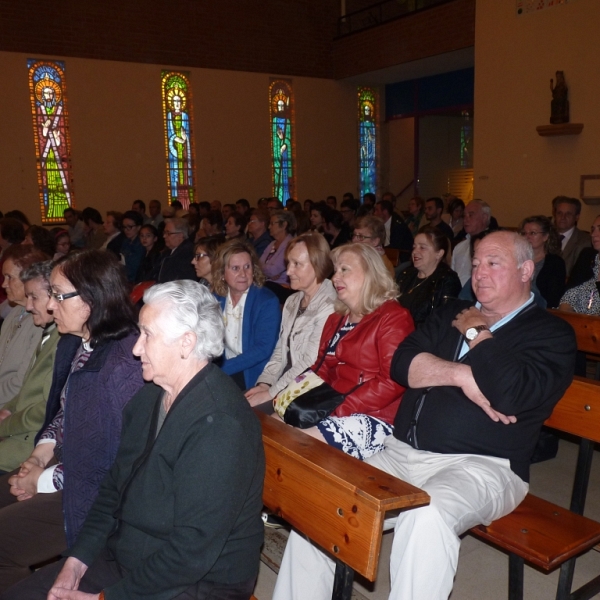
[36,439,57,446]
[37,465,58,493]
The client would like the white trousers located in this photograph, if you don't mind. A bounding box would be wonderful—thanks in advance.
[272,436,528,600]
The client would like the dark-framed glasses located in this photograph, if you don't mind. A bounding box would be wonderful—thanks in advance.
[193,253,209,261]
[352,233,373,241]
[50,291,80,303]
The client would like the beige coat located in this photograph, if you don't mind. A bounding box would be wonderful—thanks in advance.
[257,279,337,399]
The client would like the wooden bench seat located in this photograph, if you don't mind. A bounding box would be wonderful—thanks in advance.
[255,410,429,599]
[469,376,600,600]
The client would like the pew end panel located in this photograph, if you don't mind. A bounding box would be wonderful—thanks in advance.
[256,411,429,582]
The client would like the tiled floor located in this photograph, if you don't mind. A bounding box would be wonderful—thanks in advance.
[254,437,600,599]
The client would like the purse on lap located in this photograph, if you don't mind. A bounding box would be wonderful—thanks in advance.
[273,316,364,429]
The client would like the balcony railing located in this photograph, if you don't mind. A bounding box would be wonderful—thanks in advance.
[337,0,454,37]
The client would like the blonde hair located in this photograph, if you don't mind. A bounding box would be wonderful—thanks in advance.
[212,238,265,297]
[331,243,398,316]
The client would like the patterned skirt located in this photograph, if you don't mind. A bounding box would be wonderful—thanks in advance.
[317,413,394,460]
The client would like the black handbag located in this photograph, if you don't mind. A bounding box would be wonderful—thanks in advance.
[282,316,364,429]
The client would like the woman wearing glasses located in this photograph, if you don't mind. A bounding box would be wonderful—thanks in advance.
[191,235,224,289]
[520,215,565,309]
[0,250,144,593]
[352,214,396,277]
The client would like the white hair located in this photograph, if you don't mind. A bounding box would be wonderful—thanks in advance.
[143,281,224,361]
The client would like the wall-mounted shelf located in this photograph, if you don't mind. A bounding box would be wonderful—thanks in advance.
[536,123,584,136]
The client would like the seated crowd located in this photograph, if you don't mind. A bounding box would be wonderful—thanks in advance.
[0,190,590,599]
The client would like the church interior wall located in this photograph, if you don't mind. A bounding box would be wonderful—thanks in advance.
[0,51,358,223]
[474,0,600,230]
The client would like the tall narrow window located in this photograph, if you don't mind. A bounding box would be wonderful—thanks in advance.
[460,110,473,169]
[161,71,196,209]
[269,79,295,202]
[27,59,75,224]
[358,88,377,198]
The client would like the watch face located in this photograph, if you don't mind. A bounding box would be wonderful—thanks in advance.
[466,327,477,341]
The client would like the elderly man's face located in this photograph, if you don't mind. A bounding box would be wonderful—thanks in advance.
[471,233,532,315]
[463,203,488,235]
[134,303,179,385]
[163,222,185,250]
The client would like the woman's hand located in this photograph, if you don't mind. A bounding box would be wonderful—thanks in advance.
[28,443,56,469]
[47,557,89,600]
[244,384,271,406]
[9,460,44,500]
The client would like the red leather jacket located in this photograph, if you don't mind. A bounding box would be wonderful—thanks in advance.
[313,300,414,424]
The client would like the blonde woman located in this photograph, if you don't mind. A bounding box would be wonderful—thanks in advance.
[289,243,414,460]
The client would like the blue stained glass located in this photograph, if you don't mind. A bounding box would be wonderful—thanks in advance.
[358,88,377,197]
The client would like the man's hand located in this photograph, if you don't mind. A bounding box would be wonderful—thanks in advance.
[452,306,490,335]
[452,307,493,349]
[47,557,89,600]
[455,365,517,425]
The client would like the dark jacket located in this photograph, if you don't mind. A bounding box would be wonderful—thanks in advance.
[397,262,462,325]
[136,246,164,283]
[157,238,197,283]
[38,333,144,546]
[120,236,145,282]
[535,252,566,308]
[106,233,125,258]
[216,285,281,388]
[251,230,272,259]
[391,300,575,482]
[561,227,591,277]
[388,213,413,262]
[68,363,265,600]
[314,300,414,425]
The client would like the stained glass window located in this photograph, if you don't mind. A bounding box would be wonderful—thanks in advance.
[269,79,295,202]
[27,59,75,224]
[460,110,473,169]
[358,87,377,197]
[161,71,196,209]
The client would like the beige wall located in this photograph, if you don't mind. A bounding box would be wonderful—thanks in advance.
[474,0,600,230]
[387,117,415,208]
[0,51,358,223]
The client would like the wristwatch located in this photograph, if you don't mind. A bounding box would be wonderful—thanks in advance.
[465,325,489,341]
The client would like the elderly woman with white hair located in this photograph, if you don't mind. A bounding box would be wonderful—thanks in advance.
[4,281,266,600]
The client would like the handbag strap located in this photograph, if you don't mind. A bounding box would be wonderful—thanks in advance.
[313,314,346,373]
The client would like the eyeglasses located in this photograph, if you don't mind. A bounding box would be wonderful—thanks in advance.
[50,291,80,303]
[193,253,209,261]
[123,224,138,230]
[352,233,373,241]
[164,230,183,237]
[520,231,543,237]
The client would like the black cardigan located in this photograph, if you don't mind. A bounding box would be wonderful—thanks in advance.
[68,363,265,600]
[391,300,575,482]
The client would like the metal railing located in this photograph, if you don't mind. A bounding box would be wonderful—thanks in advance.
[337,0,453,37]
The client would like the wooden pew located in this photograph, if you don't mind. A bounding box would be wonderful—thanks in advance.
[255,411,430,600]
[470,377,600,600]
[548,309,600,356]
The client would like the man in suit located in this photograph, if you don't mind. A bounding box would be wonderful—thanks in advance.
[374,200,413,262]
[553,196,591,277]
[157,217,197,283]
